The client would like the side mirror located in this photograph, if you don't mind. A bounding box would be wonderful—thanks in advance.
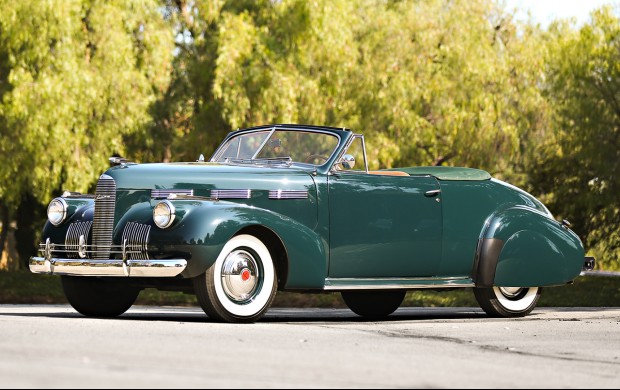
[336,154,356,170]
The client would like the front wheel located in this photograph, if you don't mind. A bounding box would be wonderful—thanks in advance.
[342,290,406,319]
[193,234,277,323]
[61,276,140,318]
[474,287,541,318]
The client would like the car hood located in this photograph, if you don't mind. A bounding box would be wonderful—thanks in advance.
[105,162,316,192]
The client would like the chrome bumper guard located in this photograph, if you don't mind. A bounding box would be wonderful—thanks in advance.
[29,257,187,278]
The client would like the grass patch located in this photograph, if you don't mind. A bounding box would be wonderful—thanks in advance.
[0,271,66,304]
[1,271,618,308]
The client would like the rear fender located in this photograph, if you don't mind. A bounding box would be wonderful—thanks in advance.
[474,206,584,287]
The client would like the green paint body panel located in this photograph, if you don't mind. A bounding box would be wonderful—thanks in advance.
[437,179,550,277]
[484,206,584,287]
[114,200,328,287]
[35,126,587,292]
[328,173,442,278]
[106,164,327,288]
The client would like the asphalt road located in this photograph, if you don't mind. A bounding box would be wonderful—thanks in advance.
[0,305,618,388]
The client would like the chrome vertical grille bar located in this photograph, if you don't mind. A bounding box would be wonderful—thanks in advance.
[139,224,147,261]
[142,226,151,261]
[65,224,77,259]
[122,222,151,261]
[92,174,116,260]
[65,221,93,259]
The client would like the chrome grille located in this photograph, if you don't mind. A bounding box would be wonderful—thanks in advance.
[269,190,309,200]
[122,222,151,261]
[65,221,93,259]
[92,174,116,260]
[210,189,252,199]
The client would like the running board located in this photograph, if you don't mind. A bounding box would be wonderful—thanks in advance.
[323,277,475,291]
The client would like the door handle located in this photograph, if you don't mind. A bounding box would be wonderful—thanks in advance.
[425,189,441,197]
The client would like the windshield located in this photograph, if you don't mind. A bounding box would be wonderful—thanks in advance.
[214,130,340,166]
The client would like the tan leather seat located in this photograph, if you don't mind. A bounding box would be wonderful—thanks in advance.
[368,171,410,177]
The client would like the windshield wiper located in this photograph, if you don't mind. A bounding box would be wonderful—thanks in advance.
[223,157,293,167]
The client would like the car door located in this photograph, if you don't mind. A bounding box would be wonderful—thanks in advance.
[328,172,443,278]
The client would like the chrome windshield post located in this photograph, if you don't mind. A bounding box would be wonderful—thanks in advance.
[360,135,369,174]
[250,127,276,160]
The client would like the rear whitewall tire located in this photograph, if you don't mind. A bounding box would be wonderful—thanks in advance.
[474,286,541,318]
[194,234,277,323]
[493,287,539,312]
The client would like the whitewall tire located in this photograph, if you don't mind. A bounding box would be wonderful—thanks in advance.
[474,286,541,318]
[194,234,277,323]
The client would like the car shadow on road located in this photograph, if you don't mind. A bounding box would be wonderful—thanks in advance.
[0,306,525,324]
[2,306,614,324]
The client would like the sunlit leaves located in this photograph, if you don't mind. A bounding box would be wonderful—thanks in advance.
[0,0,174,205]
[530,6,620,269]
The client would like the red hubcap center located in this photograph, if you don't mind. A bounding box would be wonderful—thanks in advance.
[241,269,251,282]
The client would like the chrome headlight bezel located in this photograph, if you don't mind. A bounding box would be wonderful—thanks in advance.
[48,198,68,226]
[153,200,176,229]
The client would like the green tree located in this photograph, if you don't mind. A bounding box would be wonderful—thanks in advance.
[1,0,615,271]
[140,0,549,180]
[529,7,620,269]
[0,0,174,266]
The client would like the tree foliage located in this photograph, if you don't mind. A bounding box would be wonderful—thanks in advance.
[530,7,620,269]
[0,0,618,269]
[0,0,174,265]
[0,0,174,205]
[144,0,548,177]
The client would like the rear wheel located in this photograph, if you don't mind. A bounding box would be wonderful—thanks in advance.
[193,234,277,323]
[341,290,406,319]
[61,276,140,318]
[474,286,541,318]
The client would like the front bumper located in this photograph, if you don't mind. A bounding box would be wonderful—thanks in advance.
[29,257,187,278]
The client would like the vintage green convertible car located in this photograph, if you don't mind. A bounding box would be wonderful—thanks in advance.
[30,124,594,322]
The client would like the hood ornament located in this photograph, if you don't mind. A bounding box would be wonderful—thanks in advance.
[197,154,205,162]
[109,156,135,168]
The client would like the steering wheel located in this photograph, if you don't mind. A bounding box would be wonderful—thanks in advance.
[304,154,330,164]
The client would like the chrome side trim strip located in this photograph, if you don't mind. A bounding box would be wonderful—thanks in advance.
[151,189,194,199]
[62,191,95,199]
[323,277,474,291]
[269,190,309,200]
[210,189,252,199]
[29,257,187,278]
[324,283,475,291]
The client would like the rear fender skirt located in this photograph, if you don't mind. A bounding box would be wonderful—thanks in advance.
[473,238,504,288]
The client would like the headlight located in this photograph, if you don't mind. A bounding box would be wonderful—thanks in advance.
[153,200,176,229]
[48,198,68,226]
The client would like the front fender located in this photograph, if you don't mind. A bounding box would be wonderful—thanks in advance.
[141,200,327,288]
[476,206,584,287]
[39,199,95,248]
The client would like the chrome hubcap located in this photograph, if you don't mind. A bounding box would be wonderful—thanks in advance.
[221,250,260,303]
[499,287,525,298]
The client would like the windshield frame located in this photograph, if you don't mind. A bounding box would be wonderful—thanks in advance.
[211,127,344,169]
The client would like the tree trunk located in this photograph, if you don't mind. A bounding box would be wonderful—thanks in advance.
[0,201,9,260]
[15,193,46,270]
[433,154,453,166]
